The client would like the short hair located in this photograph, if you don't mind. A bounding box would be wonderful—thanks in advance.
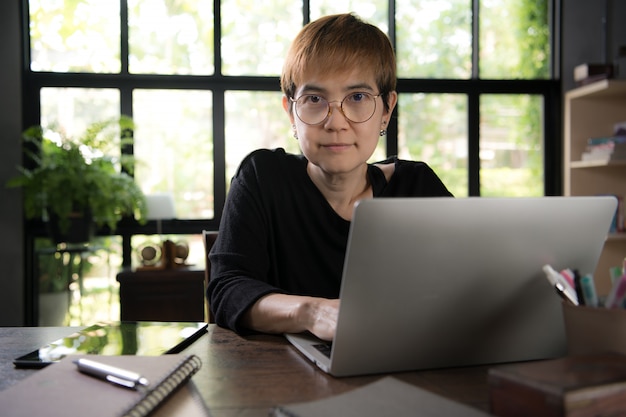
[281,13,396,112]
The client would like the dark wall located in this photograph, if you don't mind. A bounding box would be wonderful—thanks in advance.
[561,0,626,91]
[0,0,24,325]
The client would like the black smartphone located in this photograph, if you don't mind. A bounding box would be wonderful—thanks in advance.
[13,321,208,368]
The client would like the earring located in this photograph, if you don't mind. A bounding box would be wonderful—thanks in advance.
[379,129,387,137]
[292,125,298,140]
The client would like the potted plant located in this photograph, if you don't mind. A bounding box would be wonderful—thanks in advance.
[7,116,147,244]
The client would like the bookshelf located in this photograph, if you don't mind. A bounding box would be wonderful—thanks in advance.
[564,79,626,294]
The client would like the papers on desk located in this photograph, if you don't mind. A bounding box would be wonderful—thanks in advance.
[0,354,209,417]
[270,376,491,417]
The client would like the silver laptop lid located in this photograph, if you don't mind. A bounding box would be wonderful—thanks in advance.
[328,196,617,376]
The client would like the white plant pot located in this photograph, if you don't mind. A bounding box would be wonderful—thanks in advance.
[39,291,70,326]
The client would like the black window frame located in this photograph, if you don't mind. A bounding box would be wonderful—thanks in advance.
[20,0,562,324]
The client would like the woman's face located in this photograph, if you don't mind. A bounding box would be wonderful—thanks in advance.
[283,67,397,177]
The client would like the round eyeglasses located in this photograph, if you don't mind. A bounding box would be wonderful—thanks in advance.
[290,92,381,125]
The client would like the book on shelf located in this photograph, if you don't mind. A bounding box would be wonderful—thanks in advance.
[586,136,626,146]
[489,353,626,417]
[581,136,626,162]
[0,354,209,417]
[573,63,614,86]
[270,376,491,417]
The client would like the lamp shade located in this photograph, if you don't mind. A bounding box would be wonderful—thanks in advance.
[145,193,176,220]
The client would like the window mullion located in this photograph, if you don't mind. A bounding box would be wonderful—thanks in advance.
[120,0,129,74]
[472,0,479,79]
[468,93,480,196]
[214,0,222,76]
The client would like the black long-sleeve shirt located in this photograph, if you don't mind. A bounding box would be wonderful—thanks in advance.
[207,148,453,332]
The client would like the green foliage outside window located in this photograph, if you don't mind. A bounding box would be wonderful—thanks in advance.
[28,0,553,209]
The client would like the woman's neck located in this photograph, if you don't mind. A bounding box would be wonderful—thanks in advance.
[307,163,372,221]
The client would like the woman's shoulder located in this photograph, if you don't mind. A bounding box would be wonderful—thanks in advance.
[373,155,432,175]
[373,156,453,197]
[236,148,306,177]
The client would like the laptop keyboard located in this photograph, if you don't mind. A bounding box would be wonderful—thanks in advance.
[313,343,332,358]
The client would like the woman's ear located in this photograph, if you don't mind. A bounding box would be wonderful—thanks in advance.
[283,96,295,124]
[385,91,398,117]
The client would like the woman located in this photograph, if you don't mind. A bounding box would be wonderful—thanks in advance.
[207,13,452,341]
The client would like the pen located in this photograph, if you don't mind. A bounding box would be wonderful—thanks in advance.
[74,358,149,390]
[543,264,578,305]
[555,281,579,305]
[573,269,585,306]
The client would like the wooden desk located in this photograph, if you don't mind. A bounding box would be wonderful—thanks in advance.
[0,325,491,417]
[116,267,206,322]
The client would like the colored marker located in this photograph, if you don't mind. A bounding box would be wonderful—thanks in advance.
[560,268,576,289]
[610,266,623,284]
[580,273,599,307]
[605,274,626,309]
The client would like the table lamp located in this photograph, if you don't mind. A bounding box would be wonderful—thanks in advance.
[146,193,176,236]
[139,193,178,269]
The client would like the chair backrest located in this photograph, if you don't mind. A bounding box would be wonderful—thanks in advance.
[202,230,219,323]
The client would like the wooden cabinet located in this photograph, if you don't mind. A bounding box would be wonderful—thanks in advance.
[116,267,206,322]
[563,79,626,294]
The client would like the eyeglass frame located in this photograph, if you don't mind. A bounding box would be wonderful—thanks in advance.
[289,92,383,125]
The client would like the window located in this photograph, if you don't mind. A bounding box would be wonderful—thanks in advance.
[23,0,560,264]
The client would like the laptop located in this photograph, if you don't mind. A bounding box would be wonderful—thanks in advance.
[286,196,618,377]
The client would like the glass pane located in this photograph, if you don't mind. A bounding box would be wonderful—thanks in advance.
[128,0,214,75]
[480,94,544,196]
[29,0,120,73]
[36,236,122,326]
[40,88,120,138]
[224,91,300,182]
[133,90,213,219]
[310,1,387,28]
[396,0,471,79]
[398,93,468,197]
[221,0,301,75]
[480,0,550,79]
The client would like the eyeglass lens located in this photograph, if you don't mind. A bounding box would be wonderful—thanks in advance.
[294,92,377,125]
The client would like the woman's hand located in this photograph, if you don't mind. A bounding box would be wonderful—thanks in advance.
[241,294,340,340]
[301,297,340,341]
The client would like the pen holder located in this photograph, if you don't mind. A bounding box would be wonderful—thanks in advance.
[562,302,626,356]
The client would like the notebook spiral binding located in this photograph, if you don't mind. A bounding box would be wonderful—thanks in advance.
[122,355,203,417]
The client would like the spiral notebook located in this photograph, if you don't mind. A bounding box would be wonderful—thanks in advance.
[0,354,209,417]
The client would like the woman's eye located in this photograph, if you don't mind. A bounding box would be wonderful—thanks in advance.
[308,95,323,104]
[349,93,365,102]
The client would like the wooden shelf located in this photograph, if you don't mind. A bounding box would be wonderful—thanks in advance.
[566,79,626,100]
[608,233,626,241]
[564,79,626,293]
[570,160,626,169]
